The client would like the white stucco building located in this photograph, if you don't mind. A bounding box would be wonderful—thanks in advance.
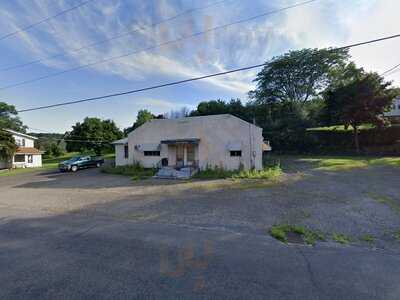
[113,114,267,175]
[0,129,43,169]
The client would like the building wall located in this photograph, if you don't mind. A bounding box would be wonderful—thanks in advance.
[12,154,42,168]
[123,115,263,170]
[31,154,42,168]
[386,97,400,117]
[13,135,35,148]
[115,144,129,166]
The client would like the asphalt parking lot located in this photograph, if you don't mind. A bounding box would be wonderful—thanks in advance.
[1,165,400,299]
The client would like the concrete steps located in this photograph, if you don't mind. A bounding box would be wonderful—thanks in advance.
[155,167,197,179]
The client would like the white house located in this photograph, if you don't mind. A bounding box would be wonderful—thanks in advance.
[113,114,267,176]
[386,96,400,123]
[0,129,43,169]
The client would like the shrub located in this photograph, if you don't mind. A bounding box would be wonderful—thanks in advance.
[101,162,156,180]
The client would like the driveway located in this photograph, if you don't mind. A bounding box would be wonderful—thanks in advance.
[1,165,400,299]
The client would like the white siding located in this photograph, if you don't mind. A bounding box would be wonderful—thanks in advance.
[115,144,129,166]
[386,97,400,117]
[12,135,35,147]
[30,154,42,168]
[1,130,42,169]
[11,154,42,168]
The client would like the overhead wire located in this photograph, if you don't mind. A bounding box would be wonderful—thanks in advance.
[14,33,400,113]
[0,0,320,91]
[0,0,95,41]
[0,0,234,73]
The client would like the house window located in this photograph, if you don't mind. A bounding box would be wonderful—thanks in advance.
[230,151,242,157]
[144,151,160,156]
[14,154,25,162]
[124,145,129,159]
[21,139,25,147]
[27,155,33,163]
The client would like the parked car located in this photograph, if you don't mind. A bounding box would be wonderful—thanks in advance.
[59,156,104,172]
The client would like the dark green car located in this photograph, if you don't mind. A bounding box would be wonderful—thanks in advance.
[59,156,104,172]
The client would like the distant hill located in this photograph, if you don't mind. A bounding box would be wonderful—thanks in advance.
[29,132,66,152]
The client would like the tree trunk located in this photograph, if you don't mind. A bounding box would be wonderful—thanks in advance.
[353,125,360,154]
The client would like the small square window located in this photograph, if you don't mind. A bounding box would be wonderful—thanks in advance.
[230,151,242,157]
[27,155,33,163]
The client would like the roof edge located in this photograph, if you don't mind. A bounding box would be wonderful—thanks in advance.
[4,129,38,140]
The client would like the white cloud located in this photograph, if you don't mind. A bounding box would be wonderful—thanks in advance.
[344,0,400,82]
[1,0,399,98]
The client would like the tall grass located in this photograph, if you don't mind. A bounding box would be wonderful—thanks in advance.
[194,164,282,180]
[232,166,282,179]
[101,162,156,180]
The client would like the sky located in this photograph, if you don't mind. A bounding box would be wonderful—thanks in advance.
[0,0,399,133]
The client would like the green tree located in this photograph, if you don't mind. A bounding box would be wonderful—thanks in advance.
[124,109,155,135]
[324,73,393,152]
[190,99,252,122]
[34,133,66,155]
[0,102,27,132]
[49,142,64,157]
[65,118,123,155]
[250,48,349,105]
[0,130,17,168]
[190,100,228,116]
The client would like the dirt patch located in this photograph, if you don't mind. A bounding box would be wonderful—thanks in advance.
[286,231,305,244]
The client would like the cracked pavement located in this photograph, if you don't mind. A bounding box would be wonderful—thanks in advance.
[1,165,400,299]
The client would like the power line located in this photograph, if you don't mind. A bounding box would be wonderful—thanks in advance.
[334,34,400,51]
[0,0,234,73]
[0,0,320,91]
[1,127,109,143]
[381,62,400,76]
[25,127,111,143]
[16,33,400,113]
[0,0,95,42]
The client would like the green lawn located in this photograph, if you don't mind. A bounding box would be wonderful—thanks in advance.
[0,164,57,177]
[0,152,115,177]
[302,157,400,171]
[272,155,400,172]
[307,124,374,132]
